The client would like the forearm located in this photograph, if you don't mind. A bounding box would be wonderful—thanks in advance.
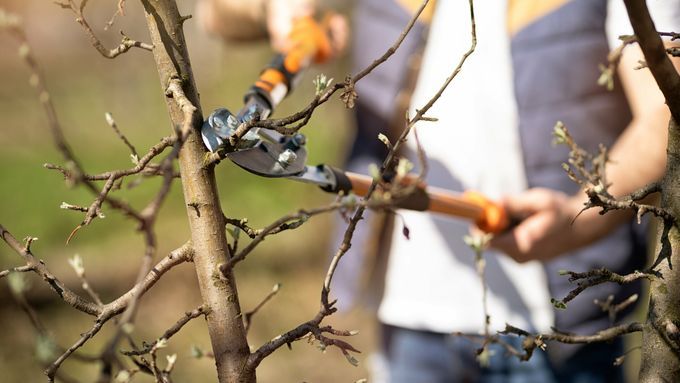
[564,44,679,246]
[196,0,316,48]
[196,0,269,42]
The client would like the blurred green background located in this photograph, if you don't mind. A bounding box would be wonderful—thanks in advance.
[0,1,378,382]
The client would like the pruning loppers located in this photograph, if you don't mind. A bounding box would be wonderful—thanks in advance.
[200,16,510,234]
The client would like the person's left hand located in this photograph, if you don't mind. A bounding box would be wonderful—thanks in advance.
[490,188,587,263]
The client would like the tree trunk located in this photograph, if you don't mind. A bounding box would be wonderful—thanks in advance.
[620,1,680,381]
[639,117,680,382]
[140,1,254,382]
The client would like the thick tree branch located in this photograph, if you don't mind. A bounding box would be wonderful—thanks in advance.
[623,0,680,122]
[140,1,253,381]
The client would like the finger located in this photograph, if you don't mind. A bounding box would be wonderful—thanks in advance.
[326,13,349,55]
[502,188,561,218]
[490,213,554,263]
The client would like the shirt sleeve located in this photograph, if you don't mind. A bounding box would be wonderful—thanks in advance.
[607,0,680,49]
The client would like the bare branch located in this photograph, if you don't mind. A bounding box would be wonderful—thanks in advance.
[57,0,152,59]
[0,224,101,316]
[555,122,676,227]
[105,112,138,159]
[221,203,344,271]
[623,1,680,122]
[553,268,653,307]
[122,305,209,356]
[46,243,193,380]
[499,322,644,361]
[242,284,281,333]
[3,12,153,238]
[68,254,104,306]
[45,319,105,381]
[626,182,662,201]
[0,264,34,278]
[104,0,128,31]
[595,294,639,323]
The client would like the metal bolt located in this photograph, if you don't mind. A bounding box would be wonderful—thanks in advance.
[292,133,306,147]
[277,149,297,167]
[209,108,238,138]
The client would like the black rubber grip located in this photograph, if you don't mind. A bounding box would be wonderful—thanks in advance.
[242,88,273,114]
[319,165,352,194]
[268,54,297,88]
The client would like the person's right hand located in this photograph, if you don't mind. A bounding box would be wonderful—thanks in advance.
[267,0,347,59]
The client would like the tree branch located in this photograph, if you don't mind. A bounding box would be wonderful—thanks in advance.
[56,0,153,59]
[623,0,680,122]
[0,224,101,316]
[499,322,644,361]
[241,284,281,333]
[553,268,654,307]
[122,305,209,356]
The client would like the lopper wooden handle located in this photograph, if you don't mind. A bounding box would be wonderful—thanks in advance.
[343,172,509,234]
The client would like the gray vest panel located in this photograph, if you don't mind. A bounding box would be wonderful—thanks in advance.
[511,0,644,347]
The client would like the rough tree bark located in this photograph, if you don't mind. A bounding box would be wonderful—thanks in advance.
[641,117,680,381]
[140,1,253,382]
[622,0,680,381]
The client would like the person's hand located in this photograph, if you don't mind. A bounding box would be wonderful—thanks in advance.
[267,0,347,58]
[490,188,588,263]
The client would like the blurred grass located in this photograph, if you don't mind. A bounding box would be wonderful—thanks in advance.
[0,1,376,382]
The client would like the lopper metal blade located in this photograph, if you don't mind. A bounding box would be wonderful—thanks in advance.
[201,108,308,178]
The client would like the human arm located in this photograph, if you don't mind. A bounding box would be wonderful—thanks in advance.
[196,0,346,54]
[491,42,679,263]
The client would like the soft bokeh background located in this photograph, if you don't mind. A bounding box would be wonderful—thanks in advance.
[0,1,378,382]
[0,1,650,382]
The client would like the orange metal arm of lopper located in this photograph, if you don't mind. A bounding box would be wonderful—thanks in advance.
[341,171,510,234]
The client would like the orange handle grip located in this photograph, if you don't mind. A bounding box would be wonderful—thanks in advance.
[251,15,334,110]
[343,173,509,234]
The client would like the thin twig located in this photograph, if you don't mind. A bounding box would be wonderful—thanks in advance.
[555,268,654,306]
[0,224,100,316]
[499,322,644,361]
[222,203,344,271]
[45,319,105,381]
[57,0,152,59]
[105,112,138,158]
[122,305,209,356]
[555,123,676,227]
[68,254,104,306]
[3,12,152,238]
[595,294,639,323]
[0,264,34,278]
[242,284,281,333]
